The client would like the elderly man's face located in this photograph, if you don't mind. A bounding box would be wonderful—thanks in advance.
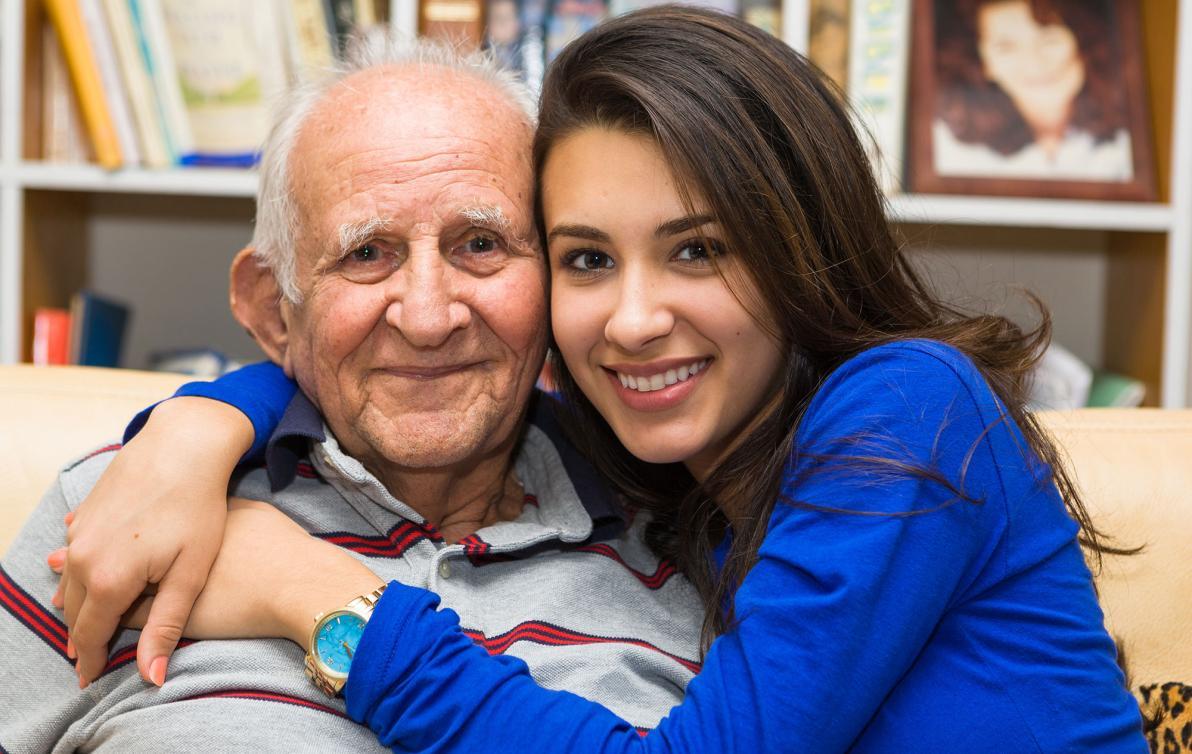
[280,66,544,472]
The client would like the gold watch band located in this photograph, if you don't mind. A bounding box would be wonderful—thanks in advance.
[304,584,388,697]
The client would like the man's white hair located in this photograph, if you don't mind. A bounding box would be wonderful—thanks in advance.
[251,31,537,303]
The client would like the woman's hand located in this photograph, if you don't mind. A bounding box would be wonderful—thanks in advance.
[50,397,254,687]
[122,499,385,651]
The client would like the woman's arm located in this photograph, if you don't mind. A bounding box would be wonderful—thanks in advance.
[56,361,297,686]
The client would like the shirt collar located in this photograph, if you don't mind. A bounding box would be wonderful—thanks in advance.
[262,389,626,531]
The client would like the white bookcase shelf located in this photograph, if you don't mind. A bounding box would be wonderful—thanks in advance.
[2,0,1191,407]
[4,163,258,197]
[887,195,1176,234]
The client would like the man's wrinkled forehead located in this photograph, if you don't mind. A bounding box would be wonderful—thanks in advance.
[295,65,532,177]
[288,66,535,239]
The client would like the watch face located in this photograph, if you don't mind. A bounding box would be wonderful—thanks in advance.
[314,612,367,676]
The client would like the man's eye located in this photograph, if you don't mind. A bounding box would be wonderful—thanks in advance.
[566,250,614,272]
[348,244,382,263]
[462,234,502,254]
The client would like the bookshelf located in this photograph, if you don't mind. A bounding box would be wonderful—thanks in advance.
[2,0,1191,406]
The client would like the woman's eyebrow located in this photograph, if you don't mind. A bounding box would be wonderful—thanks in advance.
[655,214,715,238]
[547,224,611,244]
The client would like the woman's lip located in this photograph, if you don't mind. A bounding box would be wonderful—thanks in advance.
[603,357,712,378]
[603,361,707,413]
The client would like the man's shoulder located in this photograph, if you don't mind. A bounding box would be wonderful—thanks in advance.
[53,441,123,507]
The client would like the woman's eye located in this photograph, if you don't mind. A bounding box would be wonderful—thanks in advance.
[567,250,614,272]
[674,241,721,263]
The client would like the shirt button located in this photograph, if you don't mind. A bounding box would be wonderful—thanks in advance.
[438,561,452,579]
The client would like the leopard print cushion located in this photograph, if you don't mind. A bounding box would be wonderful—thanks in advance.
[1138,683,1192,753]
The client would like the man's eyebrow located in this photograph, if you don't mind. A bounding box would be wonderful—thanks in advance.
[547,224,611,245]
[459,204,512,232]
[336,217,392,257]
[655,214,716,238]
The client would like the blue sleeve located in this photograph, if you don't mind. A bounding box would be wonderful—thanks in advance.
[123,361,298,463]
[341,342,1026,752]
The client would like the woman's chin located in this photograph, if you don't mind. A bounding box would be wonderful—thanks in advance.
[619,435,701,468]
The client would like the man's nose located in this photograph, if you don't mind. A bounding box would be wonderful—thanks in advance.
[603,269,674,352]
[385,250,472,348]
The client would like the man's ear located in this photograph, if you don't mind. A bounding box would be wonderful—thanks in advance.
[230,247,292,369]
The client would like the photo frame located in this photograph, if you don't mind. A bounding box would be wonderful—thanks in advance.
[909,0,1155,201]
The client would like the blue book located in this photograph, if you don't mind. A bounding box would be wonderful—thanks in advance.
[69,291,131,368]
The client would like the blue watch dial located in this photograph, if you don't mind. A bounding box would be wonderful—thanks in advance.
[315,613,367,674]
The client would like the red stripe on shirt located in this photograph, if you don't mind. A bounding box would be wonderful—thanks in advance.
[318,520,440,558]
[463,620,701,675]
[83,443,123,460]
[180,689,346,718]
[0,566,69,656]
[575,543,679,590]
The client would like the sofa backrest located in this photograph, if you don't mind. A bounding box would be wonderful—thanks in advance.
[1,365,1189,688]
[1037,409,1192,688]
[1,365,187,553]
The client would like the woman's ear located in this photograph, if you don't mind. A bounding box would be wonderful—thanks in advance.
[230,247,291,368]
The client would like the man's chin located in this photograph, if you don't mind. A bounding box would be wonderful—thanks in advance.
[352,411,510,470]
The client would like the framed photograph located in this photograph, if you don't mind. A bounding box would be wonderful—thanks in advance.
[909,0,1155,201]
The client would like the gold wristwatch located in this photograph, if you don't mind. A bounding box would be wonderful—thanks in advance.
[304,585,387,697]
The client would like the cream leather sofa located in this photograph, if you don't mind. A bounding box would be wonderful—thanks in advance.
[2,364,1189,695]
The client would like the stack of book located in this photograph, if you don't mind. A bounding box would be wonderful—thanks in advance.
[35,0,390,169]
[32,291,130,368]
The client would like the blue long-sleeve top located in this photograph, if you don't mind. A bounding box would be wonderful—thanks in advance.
[133,341,1146,752]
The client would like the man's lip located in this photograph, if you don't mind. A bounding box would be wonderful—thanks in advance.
[602,357,712,378]
[379,363,482,379]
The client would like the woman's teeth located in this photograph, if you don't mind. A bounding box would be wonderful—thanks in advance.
[616,360,709,392]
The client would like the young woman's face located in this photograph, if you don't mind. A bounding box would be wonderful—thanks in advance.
[543,128,785,481]
[977,0,1085,133]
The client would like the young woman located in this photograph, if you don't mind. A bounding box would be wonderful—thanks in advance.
[53,7,1145,751]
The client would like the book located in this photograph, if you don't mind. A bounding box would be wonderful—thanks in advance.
[847,0,911,193]
[32,308,72,366]
[324,0,358,54]
[43,0,124,168]
[129,0,196,164]
[285,0,337,79]
[41,23,94,164]
[100,0,171,167]
[1087,371,1146,408]
[158,0,284,166]
[68,291,130,368]
[545,0,606,63]
[78,0,142,166]
[149,348,239,377]
[420,0,484,46]
[808,0,849,91]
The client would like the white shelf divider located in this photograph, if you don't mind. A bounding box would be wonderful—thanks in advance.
[887,194,1173,233]
[1161,0,1192,408]
[1,0,27,364]
[8,163,258,198]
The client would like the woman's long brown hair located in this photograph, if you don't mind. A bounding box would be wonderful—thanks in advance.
[532,5,1119,651]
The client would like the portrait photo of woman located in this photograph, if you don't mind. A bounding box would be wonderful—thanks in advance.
[911,0,1155,199]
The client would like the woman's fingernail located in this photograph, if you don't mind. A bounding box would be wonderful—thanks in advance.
[64,511,75,526]
[66,637,76,660]
[51,591,63,609]
[149,656,168,687]
[47,550,66,570]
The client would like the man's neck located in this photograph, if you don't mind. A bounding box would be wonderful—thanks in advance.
[367,442,525,544]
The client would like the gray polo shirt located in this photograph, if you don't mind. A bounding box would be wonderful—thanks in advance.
[0,392,703,753]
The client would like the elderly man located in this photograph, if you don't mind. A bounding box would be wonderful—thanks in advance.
[0,37,702,752]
